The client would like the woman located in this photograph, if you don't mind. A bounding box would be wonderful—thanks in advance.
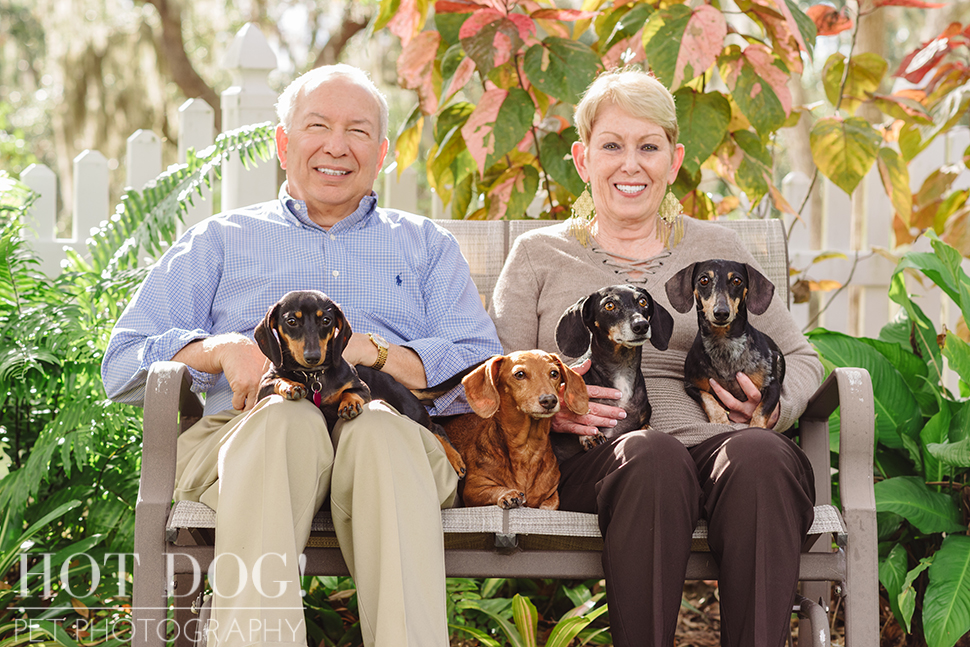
[490,67,823,647]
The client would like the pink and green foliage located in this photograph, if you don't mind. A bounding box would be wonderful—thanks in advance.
[380,0,969,231]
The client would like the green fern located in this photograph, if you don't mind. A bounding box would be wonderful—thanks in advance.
[82,122,275,274]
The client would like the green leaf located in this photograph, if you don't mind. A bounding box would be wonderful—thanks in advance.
[450,624,503,647]
[877,147,913,227]
[719,44,790,136]
[540,128,585,197]
[460,88,535,176]
[523,38,602,105]
[512,594,538,647]
[487,165,540,220]
[924,535,970,647]
[809,116,881,195]
[674,89,730,177]
[926,439,970,467]
[600,3,654,51]
[921,403,952,484]
[889,272,944,383]
[822,52,888,116]
[901,557,934,632]
[897,230,970,328]
[808,328,922,447]
[460,11,525,78]
[880,543,908,629]
[642,4,693,88]
[943,333,970,389]
[874,476,965,534]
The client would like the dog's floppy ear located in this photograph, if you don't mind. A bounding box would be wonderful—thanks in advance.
[254,302,283,366]
[552,354,590,416]
[462,355,503,418]
[743,264,775,315]
[328,304,354,362]
[556,295,592,358]
[642,291,675,352]
[664,263,697,313]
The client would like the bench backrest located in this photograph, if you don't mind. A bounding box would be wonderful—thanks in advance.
[434,218,790,311]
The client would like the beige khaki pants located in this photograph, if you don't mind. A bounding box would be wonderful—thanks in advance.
[174,395,459,647]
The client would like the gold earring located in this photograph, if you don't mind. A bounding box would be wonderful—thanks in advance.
[658,188,684,248]
[568,184,595,247]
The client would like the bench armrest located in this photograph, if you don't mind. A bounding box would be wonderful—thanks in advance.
[138,362,204,507]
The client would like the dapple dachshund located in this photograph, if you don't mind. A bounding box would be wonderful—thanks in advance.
[440,351,589,510]
[254,289,469,477]
[664,259,785,428]
[554,284,674,459]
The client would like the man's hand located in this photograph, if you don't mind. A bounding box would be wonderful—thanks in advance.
[709,372,780,428]
[551,359,627,437]
[173,334,268,412]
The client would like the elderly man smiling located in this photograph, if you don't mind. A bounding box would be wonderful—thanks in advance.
[102,64,501,647]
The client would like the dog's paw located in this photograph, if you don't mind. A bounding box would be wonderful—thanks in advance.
[580,431,608,451]
[498,490,527,509]
[338,393,366,420]
[276,380,307,401]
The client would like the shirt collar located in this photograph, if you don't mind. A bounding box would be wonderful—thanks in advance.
[278,182,380,232]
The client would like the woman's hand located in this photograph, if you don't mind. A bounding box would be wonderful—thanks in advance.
[709,373,780,428]
[551,359,627,436]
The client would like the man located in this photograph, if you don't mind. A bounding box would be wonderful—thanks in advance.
[102,64,502,647]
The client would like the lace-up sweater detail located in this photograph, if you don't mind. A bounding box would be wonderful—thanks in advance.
[590,242,671,283]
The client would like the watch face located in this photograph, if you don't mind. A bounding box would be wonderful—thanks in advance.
[371,333,388,348]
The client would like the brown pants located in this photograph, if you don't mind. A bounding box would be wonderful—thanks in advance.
[558,427,815,647]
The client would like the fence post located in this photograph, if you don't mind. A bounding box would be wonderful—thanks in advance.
[73,150,109,262]
[220,23,278,212]
[178,98,216,233]
[20,163,65,277]
[126,130,162,192]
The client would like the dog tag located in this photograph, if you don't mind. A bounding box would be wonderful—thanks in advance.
[311,380,323,407]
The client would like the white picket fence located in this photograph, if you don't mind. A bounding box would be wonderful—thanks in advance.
[15,23,970,349]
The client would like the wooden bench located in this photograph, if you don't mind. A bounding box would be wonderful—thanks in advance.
[132,218,878,647]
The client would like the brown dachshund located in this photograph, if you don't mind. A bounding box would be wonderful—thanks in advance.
[441,351,589,510]
[255,290,472,477]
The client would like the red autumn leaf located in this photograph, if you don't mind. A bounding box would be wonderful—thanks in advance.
[671,5,727,90]
[893,23,962,82]
[743,43,793,115]
[530,8,599,21]
[508,13,538,41]
[461,88,507,175]
[806,4,853,36]
[387,0,427,48]
[874,0,945,7]
[397,31,441,114]
[749,5,804,74]
[459,8,504,39]
[435,0,488,12]
[773,0,812,60]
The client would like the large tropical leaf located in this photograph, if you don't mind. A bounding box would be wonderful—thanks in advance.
[460,88,535,176]
[674,88,731,177]
[523,38,602,105]
[879,543,909,630]
[924,535,970,647]
[889,272,944,384]
[874,476,965,534]
[808,328,922,447]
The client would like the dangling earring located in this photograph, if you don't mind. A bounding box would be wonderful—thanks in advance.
[658,188,684,248]
[568,184,595,247]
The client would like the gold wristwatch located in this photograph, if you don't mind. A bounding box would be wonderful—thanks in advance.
[367,332,389,371]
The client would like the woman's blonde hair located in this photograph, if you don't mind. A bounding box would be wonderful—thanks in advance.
[574,67,679,147]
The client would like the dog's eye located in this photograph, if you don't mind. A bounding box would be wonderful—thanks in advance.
[637,296,648,307]
[322,316,332,326]
[285,317,298,326]
[604,301,615,311]
[732,277,743,287]
[513,370,526,380]
[698,276,710,286]
[549,369,560,380]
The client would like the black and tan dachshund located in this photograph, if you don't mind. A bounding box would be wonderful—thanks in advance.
[664,259,785,428]
[554,284,674,459]
[254,289,470,477]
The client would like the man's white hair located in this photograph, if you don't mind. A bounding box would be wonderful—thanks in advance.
[276,64,389,141]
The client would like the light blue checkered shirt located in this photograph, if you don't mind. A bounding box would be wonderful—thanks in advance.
[101,186,502,416]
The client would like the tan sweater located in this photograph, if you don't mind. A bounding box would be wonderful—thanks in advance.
[490,218,824,447]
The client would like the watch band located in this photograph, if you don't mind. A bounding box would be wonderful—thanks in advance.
[368,333,388,371]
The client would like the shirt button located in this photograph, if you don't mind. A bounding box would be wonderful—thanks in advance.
[332,270,339,277]
[330,234,336,240]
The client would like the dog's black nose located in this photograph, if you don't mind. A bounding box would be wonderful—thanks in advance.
[713,307,731,323]
[304,345,322,365]
[631,316,650,335]
[539,394,558,410]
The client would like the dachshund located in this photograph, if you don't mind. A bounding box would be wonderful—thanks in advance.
[254,289,470,477]
[553,284,674,460]
[664,259,785,428]
[439,351,589,510]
